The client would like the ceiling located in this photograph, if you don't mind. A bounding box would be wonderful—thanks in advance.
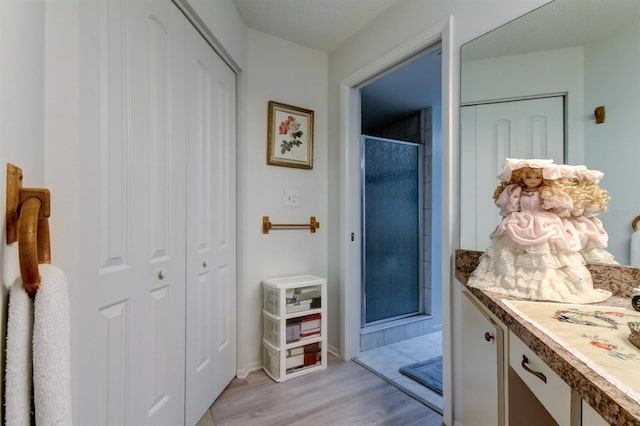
[360,47,442,131]
[231,0,404,52]
[232,0,441,131]
[463,0,640,60]
[232,0,640,133]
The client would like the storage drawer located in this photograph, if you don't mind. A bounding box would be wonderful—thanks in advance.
[262,313,280,347]
[509,331,571,425]
[262,340,280,379]
[262,285,279,316]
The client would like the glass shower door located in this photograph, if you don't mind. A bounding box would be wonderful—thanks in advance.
[362,136,422,325]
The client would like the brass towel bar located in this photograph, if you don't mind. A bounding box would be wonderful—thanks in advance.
[262,216,320,234]
[6,164,51,297]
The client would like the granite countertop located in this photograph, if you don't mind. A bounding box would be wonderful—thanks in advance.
[455,249,640,426]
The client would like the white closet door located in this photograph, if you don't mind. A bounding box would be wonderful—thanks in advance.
[184,21,237,426]
[460,97,564,251]
[84,1,186,425]
[127,1,187,425]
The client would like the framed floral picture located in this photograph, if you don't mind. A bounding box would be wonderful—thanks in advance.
[267,101,314,169]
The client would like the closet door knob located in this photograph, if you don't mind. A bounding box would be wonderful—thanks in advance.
[202,260,207,268]
[484,332,494,342]
[158,269,167,280]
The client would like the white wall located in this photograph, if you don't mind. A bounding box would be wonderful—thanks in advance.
[584,20,640,265]
[1,1,46,275]
[327,0,551,424]
[237,29,329,372]
[0,2,46,419]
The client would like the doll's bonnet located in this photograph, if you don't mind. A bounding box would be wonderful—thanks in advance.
[557,164,586,180]
[575,168,604,183]
[497,158,560,182]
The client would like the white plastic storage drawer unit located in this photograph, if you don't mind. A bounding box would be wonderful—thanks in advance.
[261,275,327,382]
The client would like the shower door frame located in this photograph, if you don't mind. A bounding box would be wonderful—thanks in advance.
[360,135,424,328]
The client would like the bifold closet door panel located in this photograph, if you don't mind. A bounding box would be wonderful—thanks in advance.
[83,1,187,425]
[126,1,187,425]
[75,1,237,424]
[184,19,237,426]
[460,97,564,251]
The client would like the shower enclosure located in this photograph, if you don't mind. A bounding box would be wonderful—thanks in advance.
[361,136,423,326]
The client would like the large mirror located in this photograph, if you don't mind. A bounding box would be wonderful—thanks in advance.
[460,0,640,266]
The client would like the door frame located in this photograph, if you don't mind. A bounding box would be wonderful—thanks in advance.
[339,16,455,424]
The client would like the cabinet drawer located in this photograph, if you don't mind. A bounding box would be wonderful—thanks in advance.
[509,331,571,425]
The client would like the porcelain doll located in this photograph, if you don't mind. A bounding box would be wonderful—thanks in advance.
[558,165,617,264]
[468,158,611,303]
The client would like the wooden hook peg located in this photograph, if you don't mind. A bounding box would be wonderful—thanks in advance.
[594,106,605,124]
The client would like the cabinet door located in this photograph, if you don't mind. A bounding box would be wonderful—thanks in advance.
[184,20,237,426]
[461,291,505,426]
[581,400,608,426]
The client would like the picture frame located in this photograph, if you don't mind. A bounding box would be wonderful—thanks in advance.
[267,101,314,169]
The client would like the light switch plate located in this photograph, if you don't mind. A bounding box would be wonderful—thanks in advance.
[284,188,300,206]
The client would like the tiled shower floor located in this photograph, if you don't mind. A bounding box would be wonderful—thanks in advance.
[354,330,443,414]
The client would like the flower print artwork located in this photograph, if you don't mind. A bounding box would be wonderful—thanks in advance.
[267,101,314,169]
[278,115,304,154]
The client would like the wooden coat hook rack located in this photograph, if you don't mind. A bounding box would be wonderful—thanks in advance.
[262,216,320,234]
[6,164,51,297]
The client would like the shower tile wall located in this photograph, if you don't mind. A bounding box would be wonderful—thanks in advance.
[421,108,433,312]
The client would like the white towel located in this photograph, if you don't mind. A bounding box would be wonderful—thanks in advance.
[33,264,72,426]
[5,281,34,426]
[631,230,640,266]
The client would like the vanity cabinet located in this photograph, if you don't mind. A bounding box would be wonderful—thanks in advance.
[509,331,571,425]
[461,290,507,426]
[461,289,609,426]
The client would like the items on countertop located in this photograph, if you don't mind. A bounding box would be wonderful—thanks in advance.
[632,288,640,312]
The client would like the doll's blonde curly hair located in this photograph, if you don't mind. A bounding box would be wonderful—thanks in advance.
[493,167,565,205]
[493,167,610,214]
[557,178,610,214]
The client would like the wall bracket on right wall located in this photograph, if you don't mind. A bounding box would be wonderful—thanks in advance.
[594,105,605,124]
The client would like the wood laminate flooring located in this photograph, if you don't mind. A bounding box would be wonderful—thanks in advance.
[208,354,443,426]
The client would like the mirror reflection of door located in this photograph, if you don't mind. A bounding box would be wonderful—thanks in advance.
[460,96,565,250]
[361,136,423,325]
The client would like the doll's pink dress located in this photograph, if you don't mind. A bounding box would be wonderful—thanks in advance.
[557,165,617,264]
[565,205,618,264]
[468,184,611,303]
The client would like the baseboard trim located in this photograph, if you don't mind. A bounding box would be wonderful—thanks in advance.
[236,360,261,379]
